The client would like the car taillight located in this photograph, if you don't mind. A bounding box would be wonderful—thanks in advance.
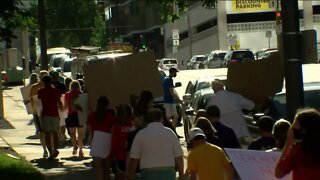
[230,60,238,64]
[2,74,9,82]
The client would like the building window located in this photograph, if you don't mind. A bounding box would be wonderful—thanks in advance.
[196,19,217,34]
[180,31,189,41]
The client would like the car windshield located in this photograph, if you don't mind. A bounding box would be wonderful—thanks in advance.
[233,51,254,60]
[163,60,177,64]
[271,89,320,119]
[196,57,205,61]
[53,57,63,67]
[197,81,212,91]
[218,53,227,60]
[63,61,72,72]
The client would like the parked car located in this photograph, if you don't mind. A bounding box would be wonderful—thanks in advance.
[224,49,255,67]
[158,58,178,70]
[187,55,206,70]
[255,48,278,60]
[200,50,227,69]
[246,81,320,134]
[71,52,132,79]
[1,66,24,85]
[184,75,227,100]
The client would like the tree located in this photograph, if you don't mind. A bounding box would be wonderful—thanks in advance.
[44,0,98,48]
[90,12,107,48]
[147,0,217,22]
[0,0,36,48]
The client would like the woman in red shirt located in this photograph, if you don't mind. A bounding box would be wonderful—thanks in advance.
[64,80,83,157]
[275,108,320,180]
[110,104,134,180]
[87,96,114,180]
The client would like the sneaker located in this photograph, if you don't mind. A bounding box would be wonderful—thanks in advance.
[72,145,78,155]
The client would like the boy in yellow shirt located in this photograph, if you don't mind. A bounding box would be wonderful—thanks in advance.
[186,128,234,180]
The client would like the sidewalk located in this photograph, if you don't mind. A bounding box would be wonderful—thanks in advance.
[0,85,188,180]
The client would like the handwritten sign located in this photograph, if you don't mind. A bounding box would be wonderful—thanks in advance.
[224,148,292,180]
[20,85,33,114]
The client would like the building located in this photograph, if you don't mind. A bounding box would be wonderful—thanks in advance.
[163,0,320,69]
[104,0,166,58]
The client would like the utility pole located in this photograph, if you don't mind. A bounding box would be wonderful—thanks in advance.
[281,0,304,121]
[38,0,48,70]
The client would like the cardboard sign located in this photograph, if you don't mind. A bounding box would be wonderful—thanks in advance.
[84,51,163,109]
[20,85,33,114]
[226,53,284,103]
[225,148,292,180]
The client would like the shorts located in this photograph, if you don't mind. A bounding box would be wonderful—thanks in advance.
[40,116,60,132]
[33,114,42,132]
[163,103,177,118]
[115,160,126,172]
[65,113,82,128]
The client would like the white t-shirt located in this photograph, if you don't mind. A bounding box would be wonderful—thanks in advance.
[130,122,183,169]
[206,90,255,138]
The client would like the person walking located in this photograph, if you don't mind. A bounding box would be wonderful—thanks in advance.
[162,68,182,136]
[206,105,241,149]
[275,108,320,179]
[64,80,84,157]
[50,71,68,143]
[87,96,115,180]
[127,108,184,180]
[186,127,234,180]
[110,104,134,180]
[248,116,275,151]
[206,79,255,140]
[37,75,63,159]
[266,119,291,152]
[195,117,223,148]
[30,70,49,158]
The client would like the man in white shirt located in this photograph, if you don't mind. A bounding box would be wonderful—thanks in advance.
[128,108,184,180]
[206,79,255,139]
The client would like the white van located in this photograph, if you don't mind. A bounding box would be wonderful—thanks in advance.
[71,52,132,79]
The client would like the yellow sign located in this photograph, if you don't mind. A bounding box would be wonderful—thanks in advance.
[232,0,271,12]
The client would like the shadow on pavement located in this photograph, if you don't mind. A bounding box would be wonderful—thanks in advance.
[46,168,95,180]
[30,158,64,169]
[26,134,40,139]
[61,156,91,162]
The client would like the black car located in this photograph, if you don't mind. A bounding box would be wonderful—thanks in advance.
[246,82,320,134]
[224,50,255,67]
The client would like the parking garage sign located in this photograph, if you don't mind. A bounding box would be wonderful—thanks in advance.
[232,0,272,12]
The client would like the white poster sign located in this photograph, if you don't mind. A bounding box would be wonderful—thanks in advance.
[20,85,33,114]
[225,148,292,180]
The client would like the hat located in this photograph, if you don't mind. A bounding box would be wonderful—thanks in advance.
[169,68,179,73]
[188,127,205,142]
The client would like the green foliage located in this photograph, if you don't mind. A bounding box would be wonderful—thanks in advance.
[146,0,217,22]
[0,0,36,46]
[90,12,107,49]
[0,153,44,180]
[45,0,98,48]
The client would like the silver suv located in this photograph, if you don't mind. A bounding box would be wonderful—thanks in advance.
[158,58,178,70]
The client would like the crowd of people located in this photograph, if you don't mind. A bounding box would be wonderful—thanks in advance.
[25,68,320,180]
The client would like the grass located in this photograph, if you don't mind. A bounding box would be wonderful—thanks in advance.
[0,153,44,180]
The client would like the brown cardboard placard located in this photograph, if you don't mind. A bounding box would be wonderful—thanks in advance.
[226,53,284,103]
[84,51,163,109]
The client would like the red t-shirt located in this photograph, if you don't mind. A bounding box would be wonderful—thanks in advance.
[86,111,114,133]
[64,90,81,115]
[38,87,61,117]
[277,144,320,180]
[110,119,134,160]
